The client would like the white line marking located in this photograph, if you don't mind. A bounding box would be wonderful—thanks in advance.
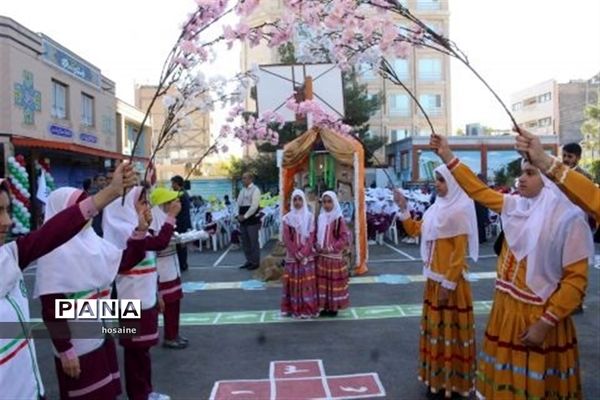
[383,243,416,260]
[319,360,332,400]
[213,245,232,267]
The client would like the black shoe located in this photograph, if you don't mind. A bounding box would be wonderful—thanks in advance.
[163,339,188,350]
[239,263,250,269]
[573,305,584,315]
[176,335,189,344]
[330,311,338,317]
[181,264,189,272]
[246,264,259,271]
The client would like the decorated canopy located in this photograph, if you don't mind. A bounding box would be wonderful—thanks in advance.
[281,126,368,275]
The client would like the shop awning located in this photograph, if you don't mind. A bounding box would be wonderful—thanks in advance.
[11,136,149,162]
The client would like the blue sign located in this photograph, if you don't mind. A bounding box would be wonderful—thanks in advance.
[79,133,98,144]
[49,124,73,138]
[42,38,101,88]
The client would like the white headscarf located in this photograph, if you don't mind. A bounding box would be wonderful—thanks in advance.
[34,188,122,297]
[282,189,314,242]
[501,164,595,301]
[317,191,342,247]
[420,165,479,263]
[102,186,143,249]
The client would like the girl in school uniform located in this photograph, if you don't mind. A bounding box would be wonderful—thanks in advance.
[394,165,479,398]
[281,189,319,319]
[149,187,188,349]
[315,191,350,317]
[0,163,136,400]
[35,187,150,400]
[103,186,177,400]
[432,134,594,400]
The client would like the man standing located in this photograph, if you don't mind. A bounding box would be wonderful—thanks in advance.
[172,175,192,271]
[562,143,593,179]
[237,173,261,270]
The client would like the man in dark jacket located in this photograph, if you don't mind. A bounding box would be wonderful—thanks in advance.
[171,175,192,271]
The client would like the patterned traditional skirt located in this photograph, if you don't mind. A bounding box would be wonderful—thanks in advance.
[159,277,183,304]
[316,254,350,311]
[476,290,581,400]
[280,257,319,318]
[419,278,476,398]
[119,307,159,349]
[54,336,121,400]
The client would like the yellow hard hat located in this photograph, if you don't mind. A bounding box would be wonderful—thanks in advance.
[150,187,181,206]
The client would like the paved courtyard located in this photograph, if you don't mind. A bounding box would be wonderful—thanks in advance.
[24,240,600,399]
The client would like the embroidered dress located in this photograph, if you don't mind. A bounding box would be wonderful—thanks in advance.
[398,164,479,398]
[316,191,350,312]
[449,162,593,400]
[281,223,318,318]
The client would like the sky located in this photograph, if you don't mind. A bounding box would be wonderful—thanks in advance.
[2,0,599,148]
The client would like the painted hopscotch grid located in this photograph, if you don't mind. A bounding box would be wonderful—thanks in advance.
[210,359,386,400]
[177,300,494,327]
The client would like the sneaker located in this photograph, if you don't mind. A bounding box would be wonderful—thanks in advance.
[162,339,188,350]
[148,393,171,400]
[176,335,189,344]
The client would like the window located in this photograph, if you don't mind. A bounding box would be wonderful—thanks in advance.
[538,117,552,127]
[126,123,145,157]
[512,102,522,112]
[538,92,552,103]
[389,94,410,116]
[525,120,538,128]
[393,59,410,80]
[418,58,442,81]
[401,152,409,170]
[390,128,411,142]
[523,97,537,107]
[51,80,68,119]
[81,93,94,127]
[419,94,442,116]
[417,0,441,11]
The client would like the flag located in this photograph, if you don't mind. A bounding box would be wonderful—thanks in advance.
[37,170,49,204]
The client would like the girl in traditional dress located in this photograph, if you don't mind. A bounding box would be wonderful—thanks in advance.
[35,187,150,400]
[394,165,479,398]
[432,134,594,400]
[315,191,350,317]
[281,189,319,319]
[0,163,136,400]
[149,187,188,349]
[103,186,176,400]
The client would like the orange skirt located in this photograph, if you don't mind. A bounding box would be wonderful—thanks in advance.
[476,290,581,400]
[419,278,476,398]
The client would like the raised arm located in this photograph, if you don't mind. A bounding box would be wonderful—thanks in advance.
[515,127,600,220]
[430,134,504,213]
[144,217,176,251]
[397,210,423,237]
[16,162,136,269]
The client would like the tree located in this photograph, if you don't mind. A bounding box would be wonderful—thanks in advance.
[493,158,522,187]
[227,154,279,186]
[255,44,382,165]
[581,103,600,160]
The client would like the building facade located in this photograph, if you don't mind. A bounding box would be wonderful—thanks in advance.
[240,0,452,156]
[511,73,600,146]
[0,15,151,228]
[386,134,558,184]
[134,85,211,181]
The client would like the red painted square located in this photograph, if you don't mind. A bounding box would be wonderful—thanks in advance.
[274,378,327,400]
[327,374,385,399]
[211,379,271,400]
[271,360,323,379]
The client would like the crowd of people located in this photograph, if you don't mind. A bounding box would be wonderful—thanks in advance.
[0,127,598,399]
